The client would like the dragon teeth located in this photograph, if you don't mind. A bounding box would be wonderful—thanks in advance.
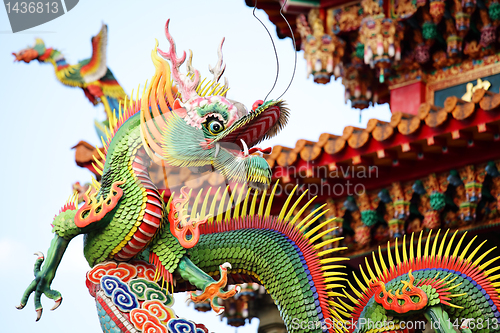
[214,143,220,158]
[240,139,249,157]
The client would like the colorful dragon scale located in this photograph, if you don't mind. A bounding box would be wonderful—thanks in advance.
[12,24,127,136]
[340,230,500,333]
[17,21,348,333]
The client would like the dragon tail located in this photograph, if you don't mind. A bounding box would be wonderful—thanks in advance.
[170,184,348,332]
[340,230,500,332]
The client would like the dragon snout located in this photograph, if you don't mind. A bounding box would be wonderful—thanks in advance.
[252,100,264,111]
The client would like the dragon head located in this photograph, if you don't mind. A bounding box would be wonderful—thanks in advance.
[12,38,47,63]
[141,20,289,191]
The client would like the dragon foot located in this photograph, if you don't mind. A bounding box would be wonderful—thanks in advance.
[17,248,65,321]
[189,263,240,314]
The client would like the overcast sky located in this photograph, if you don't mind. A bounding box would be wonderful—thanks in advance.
[0,1,390,332]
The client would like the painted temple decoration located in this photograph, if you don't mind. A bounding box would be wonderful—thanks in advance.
[359,0,402,83]
[429,0,446,23]
[245,0,500,115]
[297,9,345,83]
[322,198,345,248]
[344,196,372,250]
[421,173,449,230]
[387,182,411,237]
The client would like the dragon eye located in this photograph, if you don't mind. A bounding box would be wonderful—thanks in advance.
[208,120,224,135]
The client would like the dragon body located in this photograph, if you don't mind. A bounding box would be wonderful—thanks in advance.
[12,24,127,134]
[17,21,347,333]
[341,230,500,333]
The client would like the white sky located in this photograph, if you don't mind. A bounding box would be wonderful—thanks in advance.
[0,1,391,332]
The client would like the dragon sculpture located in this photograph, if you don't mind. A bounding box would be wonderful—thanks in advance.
[12,24,127,136]
[17,19,500,333]
[16,20,347,333]
[338,230,500,333]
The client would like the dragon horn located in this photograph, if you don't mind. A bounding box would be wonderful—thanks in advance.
[209,37,226,83]
[157,19,200,102]
[186,49,195,75]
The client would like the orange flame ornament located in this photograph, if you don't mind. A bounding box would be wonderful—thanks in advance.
[168,187,209,248]
[75,180,125,228]
[371,271,428,313]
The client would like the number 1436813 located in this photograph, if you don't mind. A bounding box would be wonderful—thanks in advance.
[5,2,59,14]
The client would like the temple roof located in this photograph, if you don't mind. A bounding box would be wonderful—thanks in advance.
[247,0,500,113]
[266,88,500,169]
[245,0,362,45]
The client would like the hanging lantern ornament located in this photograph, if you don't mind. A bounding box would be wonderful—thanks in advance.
[342,65,374,109]
[359,0,401,83]
[479,9,495,47]
[454,12,471,37]
[296,10,345,84]
[445,19,463,57]
[429,0,446,23]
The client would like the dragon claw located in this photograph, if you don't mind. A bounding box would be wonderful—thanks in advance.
[17,249,62,321]
[33,251,44,260]
[50,297,62,311]
[189,262,240,314]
